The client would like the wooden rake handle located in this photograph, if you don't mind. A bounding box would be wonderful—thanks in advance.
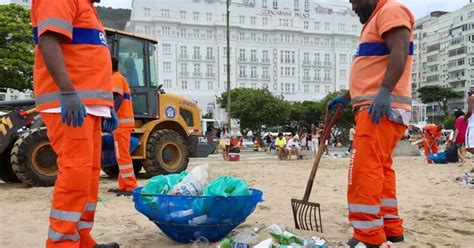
[302,106,344,202]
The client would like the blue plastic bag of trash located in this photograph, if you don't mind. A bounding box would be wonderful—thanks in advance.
[204,176,250,197]
[429,152,448,164]
[141,172,188,208]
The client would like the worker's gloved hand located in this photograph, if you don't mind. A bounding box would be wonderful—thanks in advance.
[60,91,87,128]
[369,87,392,125]
[102,109,118,133]
[327,96,349,111]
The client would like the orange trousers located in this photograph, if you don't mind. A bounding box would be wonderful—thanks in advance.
[423,140,438,162]
[114,127,137,191]
[41,113,101,248]
[348,110,406,245]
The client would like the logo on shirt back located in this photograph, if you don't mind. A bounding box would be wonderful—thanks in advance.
[99,32,107,46]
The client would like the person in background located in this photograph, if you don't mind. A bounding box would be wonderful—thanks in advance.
[108,57,137,197]
[348,124,356,153]
[275,132,288,160]
[287,136,301,160]
[265,132,273,153]
[318,123,329,155]
[300,131,307,151]
[220,124,231,160]
[464,88,474,157]
[311,124,319,154]
[423,124,443,163]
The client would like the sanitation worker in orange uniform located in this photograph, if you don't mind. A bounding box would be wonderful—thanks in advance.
[327,0,414,246]
[108,57,138,196]
[32,0,119,247]
[423,123,443,163]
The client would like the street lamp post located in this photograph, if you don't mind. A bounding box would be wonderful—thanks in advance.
[226,0,231,130]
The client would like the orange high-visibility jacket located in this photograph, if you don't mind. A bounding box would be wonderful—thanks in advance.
[112,72,134,128]
[424,124,442,141]
[349,0,415,111]
[31,0,113,111]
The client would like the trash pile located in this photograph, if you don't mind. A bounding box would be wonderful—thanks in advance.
[456,170,474,189]
[210,224,327,248]
[133,164,263,243]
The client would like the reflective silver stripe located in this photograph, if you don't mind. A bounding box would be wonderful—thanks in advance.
[113,86,123,94]
[85,202,96,212]
[119,164,133,170]
[381,198,398,208]
[352,94,412,105]
[118,118,135,124]
[383,214,400,219]
[38,18,73,34]
[48,227,80,242]
[35,90,113,106]
[50,209,81,222]
[348,204,380,215]
[78,221,94,230]
[351,219,383,229]
[121,172,135,178]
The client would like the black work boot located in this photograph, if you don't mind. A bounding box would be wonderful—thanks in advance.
[387,234,404,243]
[94,242,119,248]
[107,188,119,193]
[347,238,380,248]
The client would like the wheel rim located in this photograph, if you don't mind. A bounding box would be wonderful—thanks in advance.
[31,141,58,176]
[160,142,181,170]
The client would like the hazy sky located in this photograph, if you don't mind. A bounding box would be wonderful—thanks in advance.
[0,0,470,19]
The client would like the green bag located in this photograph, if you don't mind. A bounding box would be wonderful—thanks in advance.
[204,176,250,197]
[141,172,188,208]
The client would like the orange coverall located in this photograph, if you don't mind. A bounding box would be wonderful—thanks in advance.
[112,71,137,191]
[423,124,442,163]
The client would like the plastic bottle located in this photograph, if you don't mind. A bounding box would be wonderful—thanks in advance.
[230,228,254,248]
[170,164,209,196]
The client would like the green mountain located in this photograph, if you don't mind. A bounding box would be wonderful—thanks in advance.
[96,6,131,31]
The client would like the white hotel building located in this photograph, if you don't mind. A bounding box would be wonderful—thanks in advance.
[126,0,360,115]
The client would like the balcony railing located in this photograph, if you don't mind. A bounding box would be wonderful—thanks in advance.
[192,55,202,60]
[179,55,189,59]
[193,72,203,77]
[205,73,216,78]
[261,58,270,63]
[205,56,215,60]
[180,72,189,76]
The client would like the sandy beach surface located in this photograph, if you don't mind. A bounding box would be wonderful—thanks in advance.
[1,151,473,247]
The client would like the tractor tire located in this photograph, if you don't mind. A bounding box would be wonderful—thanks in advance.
[0,146,21,183]
[102,161,143,178]
[11,128,58,187]
[143,129,189,177]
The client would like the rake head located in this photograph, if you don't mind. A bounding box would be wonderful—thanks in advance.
[291,198,323,232]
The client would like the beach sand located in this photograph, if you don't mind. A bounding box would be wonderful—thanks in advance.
[0,154,473,247]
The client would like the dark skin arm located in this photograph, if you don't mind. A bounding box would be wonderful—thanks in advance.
[380,27,410,91]
[340,27,411,101]
[465,95,474,123]
[38,32,75,92]
[113,93,123,112]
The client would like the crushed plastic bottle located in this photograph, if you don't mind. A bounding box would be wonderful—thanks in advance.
[190,236,209,248]
[231,228,254,248]
[170,164,209,196]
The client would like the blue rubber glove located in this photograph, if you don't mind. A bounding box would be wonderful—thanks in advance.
[368,87,392,125]
[102,109,118,133]
[327,96,349,111]
[60,91,87,128]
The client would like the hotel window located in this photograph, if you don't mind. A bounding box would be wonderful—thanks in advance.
[193,46,200,58]
[206,47,213,59]
[208,81,213,90]
[273,0,278,9]
[194,29,200,38]
[315,22,320,30]
[325,22,330,31]
[294,0,299,10]
[304,0,309,11]
[251,66,257,78]
[315,84,320,93]
[163,79,172,89]
[240,16,245,24]
[163,62,171,72]
[262,50,269,62]
[304,84,309,93]
[239,49,246,61]
[325,85,330,93]
[161,26,170,35]
[339,54,347,64]
[239,32,245,41]
[193,12,199,21]
[251,33,257,42]
[195,81,201,90]
[262,34,268,43]
[251,17,256,25]
[340,69,347,79]
[193,64,201,76]
[206,30,213,39]
[181,81,188,90]
[304,21,309,30]
[251,49,257,62]
[262,0,267,8]
[162,44,171,54]
[207,64,213,75]
[180,11,186,20]
[161,9,170,17]
[180,46,187,58]
[262,17,268,26]
[206,13,212,21]
[179,28,186,37]
[144,8,150,17]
